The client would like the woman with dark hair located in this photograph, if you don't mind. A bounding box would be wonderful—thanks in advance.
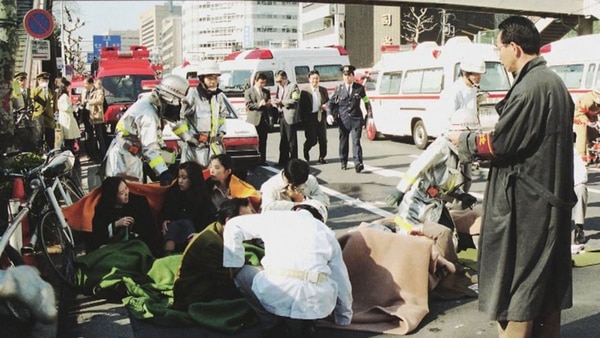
[159,161,216,255]
[207,153,261,212]
[56,81,80,154]
[90,177,160,253]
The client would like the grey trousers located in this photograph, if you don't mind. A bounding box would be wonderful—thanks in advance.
[573,183,588,225]
[234,265,280,330]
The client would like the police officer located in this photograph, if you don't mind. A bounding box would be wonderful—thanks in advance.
[12,72,30,111]
[31,72,56,151]
[104,74,189,185]
[327,65,373,173]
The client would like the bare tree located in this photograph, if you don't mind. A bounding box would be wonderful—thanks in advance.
[62,6,86,74]
[401,7,438,44]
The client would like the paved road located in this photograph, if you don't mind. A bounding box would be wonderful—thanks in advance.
[61,128,600,337]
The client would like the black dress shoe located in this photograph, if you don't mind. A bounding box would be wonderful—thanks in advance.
[318,158,327,164]
[355,163,364,173]
[341,163,347,170]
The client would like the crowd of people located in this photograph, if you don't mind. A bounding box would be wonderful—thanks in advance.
[10,15,592,338]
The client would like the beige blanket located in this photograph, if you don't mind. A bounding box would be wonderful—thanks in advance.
[326,228,435,335]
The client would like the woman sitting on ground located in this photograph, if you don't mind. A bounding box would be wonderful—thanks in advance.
[159,161,216,255]
[206,153,262,212]
[89,176,161,254]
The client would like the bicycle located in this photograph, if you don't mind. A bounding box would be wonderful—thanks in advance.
[1,149,84,288]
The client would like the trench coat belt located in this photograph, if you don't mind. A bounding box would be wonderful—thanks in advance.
[264,269,328,283]
[313,111,322,122]
[509,169,575,210]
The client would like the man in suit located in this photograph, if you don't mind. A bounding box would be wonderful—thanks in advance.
[31,72,57,151]
[327,65,373,173]
[300,70,329,164]
[273,70,301,166]
[245,72,272,165]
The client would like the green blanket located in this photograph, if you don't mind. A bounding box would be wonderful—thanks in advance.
[76,240,264,333]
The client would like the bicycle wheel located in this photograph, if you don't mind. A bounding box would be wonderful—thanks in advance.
[57,176,84,207]
[39,211,78,288]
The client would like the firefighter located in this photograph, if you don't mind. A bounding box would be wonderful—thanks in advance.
[384,108,480,251]
[573,84,600,164]
[173,60,228,167]
[104,74,189,185]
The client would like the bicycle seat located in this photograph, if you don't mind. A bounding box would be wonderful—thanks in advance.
[40,151,75,178]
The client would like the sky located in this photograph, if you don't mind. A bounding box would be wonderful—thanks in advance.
[63,1,174,41]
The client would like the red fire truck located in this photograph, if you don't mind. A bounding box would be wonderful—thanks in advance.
[96,45,159,132]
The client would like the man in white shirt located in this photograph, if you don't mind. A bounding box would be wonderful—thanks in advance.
[223,200,353,337]
[260,158,329,211]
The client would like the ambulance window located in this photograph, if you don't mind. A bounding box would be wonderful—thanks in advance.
[314,65,343,82]
[585,64,596,88]
[403,70,422,93]
[480,62,511,91]
[421,68,443,93]
[295,66,310,84]
[549,64,584,89]
[379,72,402,94]
[365,71,378,91]
[596,64,600,88]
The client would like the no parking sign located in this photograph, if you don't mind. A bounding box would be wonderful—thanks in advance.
[23,9,54,39]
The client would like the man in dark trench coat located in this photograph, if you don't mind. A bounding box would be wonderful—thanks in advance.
[449,16,574,338]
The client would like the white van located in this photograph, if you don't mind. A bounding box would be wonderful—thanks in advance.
[218,46,350,120]
[170,61,204,80]
[366,37,512,149]
[541,33,600,103]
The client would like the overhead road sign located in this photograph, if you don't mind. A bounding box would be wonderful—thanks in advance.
[23,9,54,39]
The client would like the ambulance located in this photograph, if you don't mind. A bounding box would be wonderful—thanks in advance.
[218,46,350,121]
[366,37,512,149]
[540,33,600,103]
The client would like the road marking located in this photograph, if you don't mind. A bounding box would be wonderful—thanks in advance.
[262,166,394,218]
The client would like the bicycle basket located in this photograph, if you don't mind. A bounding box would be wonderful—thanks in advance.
[41,151,75,178]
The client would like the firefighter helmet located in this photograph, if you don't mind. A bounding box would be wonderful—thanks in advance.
[460,56,486,74]
[156,74,189,106]
[198,60,221,76]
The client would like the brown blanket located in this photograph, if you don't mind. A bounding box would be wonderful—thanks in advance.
[325,228,435,335]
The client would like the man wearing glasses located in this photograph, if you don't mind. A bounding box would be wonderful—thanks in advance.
[327,65,373,173]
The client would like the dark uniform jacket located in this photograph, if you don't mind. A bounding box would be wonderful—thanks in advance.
[459,56,575,321]
[328,82,371,126]
[31,86,56,129]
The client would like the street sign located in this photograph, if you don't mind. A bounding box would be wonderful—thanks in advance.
[23,9,54,39]
[31,40,51,60]
[87,53,96,64]
[93,35,121,58]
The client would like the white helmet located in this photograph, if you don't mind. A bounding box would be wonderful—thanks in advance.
[156,74,189,106]
[292,199,328,223]
[449,108,480,131]
[198,60,221,76]
[460,56,486,74]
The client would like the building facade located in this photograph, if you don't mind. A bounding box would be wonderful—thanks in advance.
[181,1,299,61]
[161,16,182,73]
[139,3,182,62]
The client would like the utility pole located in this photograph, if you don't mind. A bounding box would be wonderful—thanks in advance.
[0,0,19,150]
[440,9,455,45]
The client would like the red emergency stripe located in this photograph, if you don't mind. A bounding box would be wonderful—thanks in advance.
[369,92,506,100]
[476,132,495,158]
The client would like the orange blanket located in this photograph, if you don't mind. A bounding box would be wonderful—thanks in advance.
[323,228,434,335]
[63,181,172,233]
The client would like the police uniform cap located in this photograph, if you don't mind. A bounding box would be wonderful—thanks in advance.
[14,72,27,80]
[341,65,356,75]
[36,72,50,80]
